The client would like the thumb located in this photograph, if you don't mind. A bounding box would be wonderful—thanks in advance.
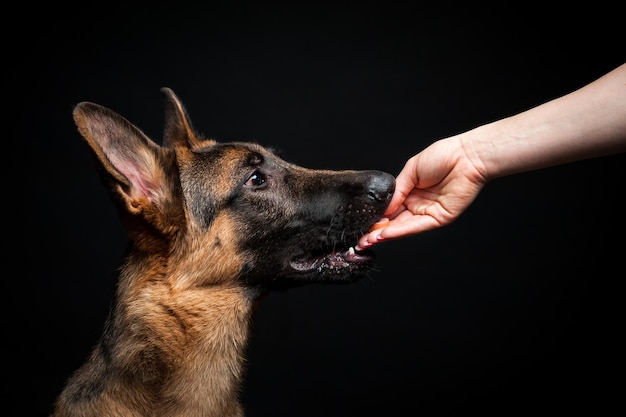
[384,181,413,217]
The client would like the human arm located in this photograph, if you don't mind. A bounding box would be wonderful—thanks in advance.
[357,63,626,249]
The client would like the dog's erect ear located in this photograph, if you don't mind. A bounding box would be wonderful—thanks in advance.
[161,87,216,150]
[73,102,177,214]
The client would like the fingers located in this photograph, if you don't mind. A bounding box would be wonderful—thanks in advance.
[356,207,410,250]
[356,213,440,250]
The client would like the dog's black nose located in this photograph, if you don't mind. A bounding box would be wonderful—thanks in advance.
[367,172,395,203]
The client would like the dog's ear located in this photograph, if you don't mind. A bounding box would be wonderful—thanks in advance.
[73,102,178,216]
[161,87,217,150]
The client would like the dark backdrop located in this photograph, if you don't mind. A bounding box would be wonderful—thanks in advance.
[9,3,624,416]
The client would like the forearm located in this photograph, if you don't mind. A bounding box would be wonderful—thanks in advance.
[462,63,626,181]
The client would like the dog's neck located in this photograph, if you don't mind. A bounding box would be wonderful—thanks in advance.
[144,283,253,416]
[56,255,255,417]
[122,254,254,415]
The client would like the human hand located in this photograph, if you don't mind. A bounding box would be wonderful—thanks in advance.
[356,137,486,249]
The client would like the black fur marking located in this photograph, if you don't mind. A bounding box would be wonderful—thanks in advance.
[160,302,189,334]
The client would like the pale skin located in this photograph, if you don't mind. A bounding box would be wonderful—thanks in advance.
[357,63,626,250]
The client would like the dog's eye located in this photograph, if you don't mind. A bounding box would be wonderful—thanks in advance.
[244,171,266,188]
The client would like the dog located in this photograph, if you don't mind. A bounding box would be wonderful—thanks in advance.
[51,88,395,417]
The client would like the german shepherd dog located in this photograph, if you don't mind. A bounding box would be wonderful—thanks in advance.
[51,88,394,417]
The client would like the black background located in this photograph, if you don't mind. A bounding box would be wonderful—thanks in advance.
[9,3,625,416]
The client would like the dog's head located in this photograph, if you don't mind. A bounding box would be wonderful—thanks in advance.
[73,88,394,293]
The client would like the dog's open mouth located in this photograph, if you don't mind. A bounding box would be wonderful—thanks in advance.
[289,246,375,274]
